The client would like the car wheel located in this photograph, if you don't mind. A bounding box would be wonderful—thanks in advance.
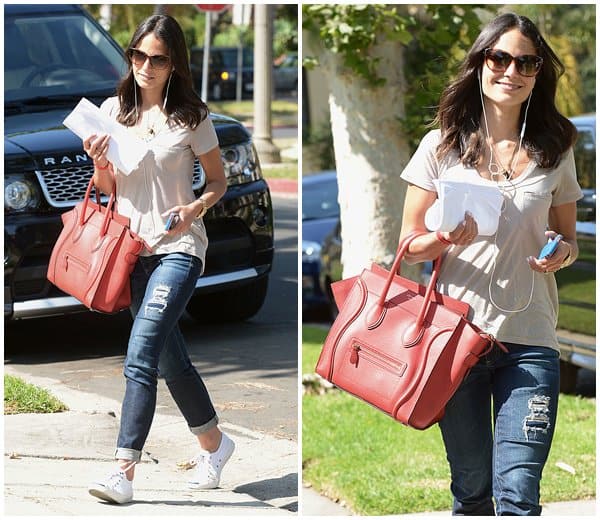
[186,276,269,323]
[559,360,578,394]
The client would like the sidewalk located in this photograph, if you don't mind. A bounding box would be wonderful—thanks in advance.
[4,367,297,515]
[302,487,596,516]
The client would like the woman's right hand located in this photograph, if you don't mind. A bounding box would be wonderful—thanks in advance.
[83,133,111,168]
[83,133,115,194]
[443,212,479,245]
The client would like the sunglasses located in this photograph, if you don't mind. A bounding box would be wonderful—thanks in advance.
[484,48,543,77]
[128,48,170,70]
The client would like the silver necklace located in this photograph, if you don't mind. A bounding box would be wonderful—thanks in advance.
[487,137,519,180]
[144,107,166,139]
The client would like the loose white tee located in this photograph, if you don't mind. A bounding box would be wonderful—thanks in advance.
[400,130,583,350]
[100,96,219,272]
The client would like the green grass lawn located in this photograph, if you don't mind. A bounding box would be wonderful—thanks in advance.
[208,99,297,128]
[556,263,596,335]
[302,326,596,515]
[4,375,68,414]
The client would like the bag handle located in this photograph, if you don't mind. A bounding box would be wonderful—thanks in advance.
[80,176,117,237]
[367,230,444,346]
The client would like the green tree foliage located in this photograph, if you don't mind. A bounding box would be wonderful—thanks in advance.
[303,4,487,152]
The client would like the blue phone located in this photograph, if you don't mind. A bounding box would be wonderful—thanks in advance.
[538,234,563,260]
[165,213,179,231]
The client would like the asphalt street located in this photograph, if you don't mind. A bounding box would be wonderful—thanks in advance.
[5,194,298,441]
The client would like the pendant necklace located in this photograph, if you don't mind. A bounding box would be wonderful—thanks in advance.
[143,107,166,141]
[487,137,520,181]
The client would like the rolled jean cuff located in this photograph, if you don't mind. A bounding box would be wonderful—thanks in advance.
[115,447,142,463]
[189,414,219,435]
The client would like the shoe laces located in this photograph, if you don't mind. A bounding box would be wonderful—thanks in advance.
[105,461,136,488]
[190,450,218,481]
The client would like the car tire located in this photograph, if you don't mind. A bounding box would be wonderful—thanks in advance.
[186,276,269,323]
[559,359,579,394]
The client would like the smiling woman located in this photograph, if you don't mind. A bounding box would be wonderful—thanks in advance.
[81,13,234,505]
[398,12,582,515]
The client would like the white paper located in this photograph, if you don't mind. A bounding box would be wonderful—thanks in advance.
[425,169,504,236]
[63,97,148,175]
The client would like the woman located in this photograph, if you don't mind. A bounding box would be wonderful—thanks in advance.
[399,13,582,515]
[84,15,232,504]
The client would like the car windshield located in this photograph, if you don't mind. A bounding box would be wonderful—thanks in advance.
[302,178,339,220]
[5,12,127,103]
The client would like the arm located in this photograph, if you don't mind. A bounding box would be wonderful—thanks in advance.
[399,183,479,264]
[163,146,227,233]
[527,202,578,273]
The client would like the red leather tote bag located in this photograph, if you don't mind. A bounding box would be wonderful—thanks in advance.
[316,232,505,430]
[47,177,147,313]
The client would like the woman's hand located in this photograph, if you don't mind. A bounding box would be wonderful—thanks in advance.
[161,203,198,235]
[527,231,572,274]
[441,212,479,246]
[83,133,111,168]
[84,133,114,194]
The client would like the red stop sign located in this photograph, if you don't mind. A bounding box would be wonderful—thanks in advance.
[196,4,228,12]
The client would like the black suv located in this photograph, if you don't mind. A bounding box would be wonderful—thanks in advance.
[190,46,254,100]
[4,4,274,323]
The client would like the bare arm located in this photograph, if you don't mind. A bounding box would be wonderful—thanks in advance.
[163,146,227,234]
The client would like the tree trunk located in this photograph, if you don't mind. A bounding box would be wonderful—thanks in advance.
[319,41,418,280]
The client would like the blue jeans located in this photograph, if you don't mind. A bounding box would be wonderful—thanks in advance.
[439,343,560,516]
[116,253,218,462]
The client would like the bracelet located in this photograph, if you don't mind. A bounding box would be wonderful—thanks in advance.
[560,241,573,269]
[195,197,208,219]
[94,160,110,170]
[436,230,452,246]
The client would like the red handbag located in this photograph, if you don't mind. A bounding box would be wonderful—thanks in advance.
[47,177,148,313]
[315,231,506,430]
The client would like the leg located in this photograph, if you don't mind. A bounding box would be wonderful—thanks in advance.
[116,253,202,470]
[439,361,496,515]
[492,344,560,516]
[158,314,235,489]
[158,324,220,449]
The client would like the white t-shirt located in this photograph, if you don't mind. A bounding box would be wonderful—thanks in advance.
[100,97,219,271]
[400,129,583,349]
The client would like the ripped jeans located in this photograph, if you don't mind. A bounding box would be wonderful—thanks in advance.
[116,253,218,462]
[439,343,560,516]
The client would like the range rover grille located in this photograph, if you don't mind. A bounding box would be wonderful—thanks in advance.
[34,161,205,208]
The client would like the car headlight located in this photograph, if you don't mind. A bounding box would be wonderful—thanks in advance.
[4,178,40,211]
[302,240,322,263]
[221,142,261,184]
[192,142,262,190]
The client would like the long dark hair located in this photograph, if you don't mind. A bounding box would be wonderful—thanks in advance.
[116,15,208,128]
[435,13,576,169]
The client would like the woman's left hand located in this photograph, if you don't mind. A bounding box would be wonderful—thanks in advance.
[161,203,197,234]
[527,231,571,274]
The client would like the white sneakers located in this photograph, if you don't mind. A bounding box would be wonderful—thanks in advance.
[188,432,235,490]
[88,433,235,504]
[88,462,135,504]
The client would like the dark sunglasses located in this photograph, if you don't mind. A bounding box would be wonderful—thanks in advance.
[484,48,543,77]
[128,48,170,70]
